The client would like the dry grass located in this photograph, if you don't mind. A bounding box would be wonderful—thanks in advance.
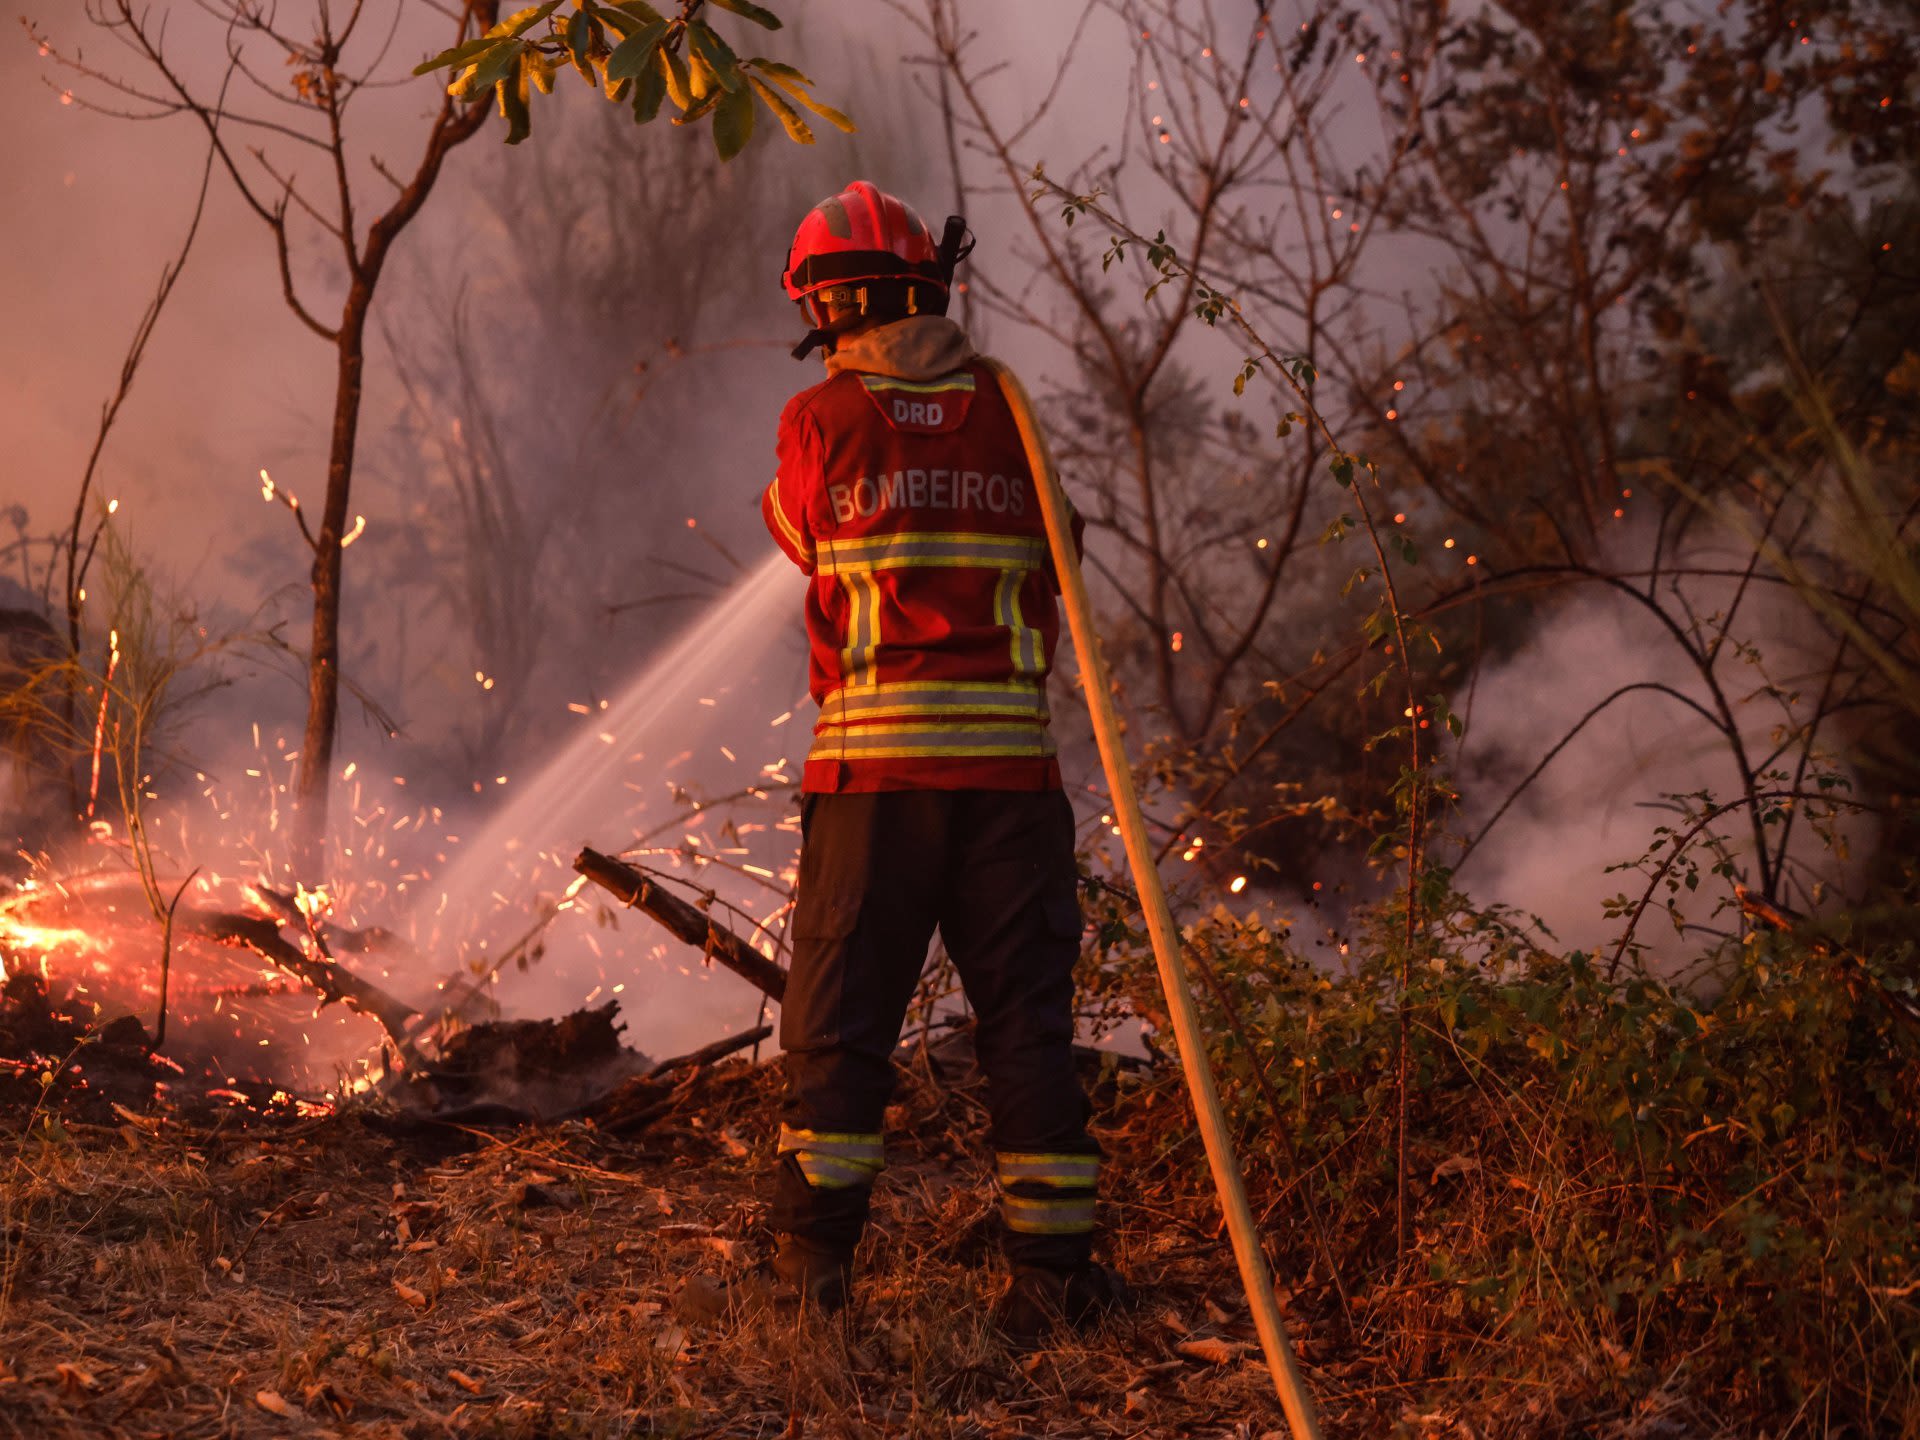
[0,1038,1769,1440]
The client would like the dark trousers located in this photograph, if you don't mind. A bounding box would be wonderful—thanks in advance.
[772,788,1099,1269]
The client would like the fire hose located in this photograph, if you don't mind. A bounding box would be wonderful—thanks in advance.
[982,358,1325,1439]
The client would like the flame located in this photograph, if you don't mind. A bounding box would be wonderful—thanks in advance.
[0,902,107,983]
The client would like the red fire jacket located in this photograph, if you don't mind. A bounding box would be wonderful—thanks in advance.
[763,344,1078,793]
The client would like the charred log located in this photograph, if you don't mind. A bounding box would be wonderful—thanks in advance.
[384,1010,767,1132]
[248,881,405,957]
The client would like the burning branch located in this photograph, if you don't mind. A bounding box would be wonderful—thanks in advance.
[186,909,419,1050]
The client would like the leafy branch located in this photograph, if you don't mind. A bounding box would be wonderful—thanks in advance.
[413,0,852,155]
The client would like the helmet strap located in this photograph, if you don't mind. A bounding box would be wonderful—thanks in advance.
[790,326,836,360]
[936,215,976,286]
[791,284,895,360]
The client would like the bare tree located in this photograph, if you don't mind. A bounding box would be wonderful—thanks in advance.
[36,0,511,872]
[909,1,1393,738]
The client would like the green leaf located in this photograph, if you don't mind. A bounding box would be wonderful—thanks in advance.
[455,39,526,101]
[413,35,497,77]
[630,52,667,121]
[608,0,664,21]
[713,83,755,159]
[591,0,646,38]
[748,74,814,143]
[565,11,596,82]
[687,21,745,91]
[605,18,669,81]
[493,2,562,39]
[709,0,783,27]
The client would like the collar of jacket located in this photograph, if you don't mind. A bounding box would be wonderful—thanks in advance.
[823,316,975,382]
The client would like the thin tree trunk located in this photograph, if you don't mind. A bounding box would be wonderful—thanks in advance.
[294,288,371,871]
[288,5,498,870]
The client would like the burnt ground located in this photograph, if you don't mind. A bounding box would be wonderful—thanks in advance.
[0,1029,1409,1440]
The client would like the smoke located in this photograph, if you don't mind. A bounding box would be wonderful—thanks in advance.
[1450,519,1876,964]
[0,2,1157,1065]
[1,0,1132,780]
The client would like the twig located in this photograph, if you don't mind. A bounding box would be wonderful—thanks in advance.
[1607,790,1872,977]
[150,868,200,1051]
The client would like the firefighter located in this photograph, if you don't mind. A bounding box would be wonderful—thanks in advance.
[761,181,1123,1343]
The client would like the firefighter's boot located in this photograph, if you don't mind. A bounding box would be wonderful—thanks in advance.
[770,1232,854,1315]
[995,1260,1130,1350]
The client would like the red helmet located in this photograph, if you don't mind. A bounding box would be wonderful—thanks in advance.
[782,181,948,302]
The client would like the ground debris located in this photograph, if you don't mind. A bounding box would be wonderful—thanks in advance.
[1,1018,1755,1440]
[393,1000,653,1125]
[0,971,165,1119]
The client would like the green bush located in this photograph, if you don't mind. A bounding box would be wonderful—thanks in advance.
[1086,879,1920,1431]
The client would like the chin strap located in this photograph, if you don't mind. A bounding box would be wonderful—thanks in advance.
[791,327,837,361]
[936,215,975,286]
[788,217,974,361]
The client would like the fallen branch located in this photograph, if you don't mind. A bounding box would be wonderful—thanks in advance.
[645,1024,773,1081]
[249,882,405,957]
[187,910,419,1046]
[573,848,789,1003]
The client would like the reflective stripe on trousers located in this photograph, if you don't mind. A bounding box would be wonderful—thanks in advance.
[780,1124,884,1190]
[998,1150,1099,1236]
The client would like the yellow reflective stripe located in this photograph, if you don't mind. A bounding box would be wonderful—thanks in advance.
[993,569,1041,678]
[810,722,1055,761]
[819,681,1047,724]
[837,572,881,688]
[992,569,1014,656]
[766,474,812,561]
[1002,1194,1097,1234]
[859,374,976,395]
[811,741,1054,760]
[779,1125,884,1191]
[824,530,1042,556]
[996,1153,1100,1186]
[792,1155,882,1189]
[817,532,1046,575]
[778,1125,884,1159]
